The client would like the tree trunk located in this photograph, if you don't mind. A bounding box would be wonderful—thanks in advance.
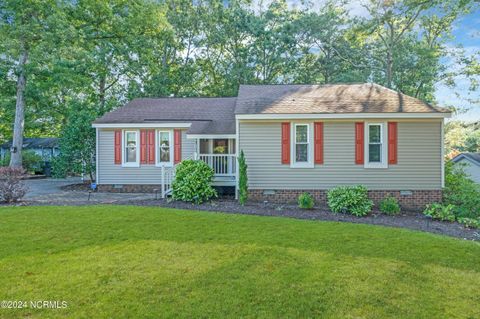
[386,50,393,89]
[99,75,106,114]
[10,46,29,168]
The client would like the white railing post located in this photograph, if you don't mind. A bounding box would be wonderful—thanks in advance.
[161,166,165,198]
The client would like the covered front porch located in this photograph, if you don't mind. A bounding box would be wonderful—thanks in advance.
[192,138,237,186]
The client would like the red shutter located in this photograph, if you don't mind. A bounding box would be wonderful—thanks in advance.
[281,122,290,164]
[314,122,324,164]
[114,130,122,164]
[174,129,182,164]
[140,130,147,164]
[388,122,398,164]
[355,122,364,165]
[147,130,155,164]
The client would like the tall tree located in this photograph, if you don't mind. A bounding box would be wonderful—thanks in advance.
[0,0,68,167]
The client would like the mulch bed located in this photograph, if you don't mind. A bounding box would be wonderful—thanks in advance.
[121,198,480,241]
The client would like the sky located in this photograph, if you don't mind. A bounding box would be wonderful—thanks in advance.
[435,10,480,122]
[283,0,480,122]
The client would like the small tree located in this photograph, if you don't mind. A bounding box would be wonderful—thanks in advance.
[238,150,248,205]
[52,108,96,181]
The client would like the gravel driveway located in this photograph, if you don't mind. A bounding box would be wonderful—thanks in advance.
[22,177,154,205]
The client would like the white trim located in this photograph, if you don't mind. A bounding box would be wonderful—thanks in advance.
[95,128,99,184]
[235,119,240,199]
[236,113,451,120]
[121,130,140,167]
[364,122,388,169]
[155,129,173,167]
[290,122,314,168]
[92,123,192,128]
[186,134,236,139]
[441,120,445,188]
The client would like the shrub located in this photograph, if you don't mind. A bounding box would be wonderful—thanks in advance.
[457,217,480,229]
[172,160,217,204]
[0,167,28,203]
[423,203,456,222]
[444,162,480,219]
[298,192,315,209]
[379,196,401,215]
[238,150,248,205]
[327,185,373,217]
[22,150,44,173]
[1,150,43,173]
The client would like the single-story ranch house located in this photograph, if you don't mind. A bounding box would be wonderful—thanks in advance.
[93,83,450,209]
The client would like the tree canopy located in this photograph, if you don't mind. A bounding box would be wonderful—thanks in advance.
[0,0,478,145]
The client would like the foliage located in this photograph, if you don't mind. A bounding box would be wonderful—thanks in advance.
[457,217,480,229]
[423,203,456,222]
[327,185,373,217]
[1,150,43,173]
[0,0,477,145]
[238,150,248,205]
[0,167,27,202]
[379,196,401,215]
[52,108,96,180]
[444,162,480,219]
[172,160,217,204]
[445,121,480,157]
[298,192,315,210]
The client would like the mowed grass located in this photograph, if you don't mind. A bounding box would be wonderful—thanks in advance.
[0,206,479,319]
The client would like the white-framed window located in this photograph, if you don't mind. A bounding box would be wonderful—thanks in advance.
[156,130,173,166]
[122,130,140,167]
[365,123,388,168]
[291,123,313,168]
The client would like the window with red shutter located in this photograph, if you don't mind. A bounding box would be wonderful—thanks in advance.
[114,130,121,164]
[314,122,324,164]
[147,130,155,164]
[174,129,182,164]
[388,122,398,164]
[355,122,364,164]
[281,122,290,164]
[140,130,147,164]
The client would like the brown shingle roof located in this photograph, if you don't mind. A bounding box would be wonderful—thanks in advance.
[94,97,236,134]
[235,83,450,114]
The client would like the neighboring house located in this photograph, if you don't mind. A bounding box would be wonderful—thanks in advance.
[93,83,450,209]
[451,153,480,183]
[0,138,60,162]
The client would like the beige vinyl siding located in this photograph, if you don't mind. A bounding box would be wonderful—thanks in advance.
[239,120,442,190]
[97,129,195,184]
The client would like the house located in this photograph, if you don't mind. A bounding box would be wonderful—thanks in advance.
[0,137,60,162]
[93,83,450,209]
[451,153,480,183]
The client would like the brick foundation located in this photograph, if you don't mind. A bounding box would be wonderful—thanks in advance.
[248,189,442,211]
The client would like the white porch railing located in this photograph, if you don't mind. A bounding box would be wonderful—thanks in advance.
[198,154,236,177]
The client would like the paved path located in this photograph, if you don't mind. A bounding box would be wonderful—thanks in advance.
[23,178,154,205]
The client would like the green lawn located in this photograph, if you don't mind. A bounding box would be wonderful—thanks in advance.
[0,206,479,319]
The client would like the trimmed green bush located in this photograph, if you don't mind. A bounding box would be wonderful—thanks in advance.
[298,192,314,209]
[444,162,480,219]
[327,185,373,217]
[172,160,217,204]
[423,203,456,222]
[457,217,480,229]
[379,196,401,215]
[238,150,248,205]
